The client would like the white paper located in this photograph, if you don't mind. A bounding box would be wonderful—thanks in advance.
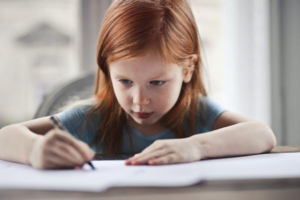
[0,152,299,192]
[198,152,300,181]
[0,159,203,192]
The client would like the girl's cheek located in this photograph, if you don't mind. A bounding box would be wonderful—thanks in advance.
[155,89,172,107]
[114,87,129,105]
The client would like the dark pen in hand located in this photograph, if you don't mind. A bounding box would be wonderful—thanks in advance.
[50,116,96,170]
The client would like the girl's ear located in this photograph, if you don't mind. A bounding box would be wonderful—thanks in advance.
[183,54,197,83]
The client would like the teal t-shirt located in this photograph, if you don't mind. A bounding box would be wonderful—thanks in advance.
[55,97,226,154]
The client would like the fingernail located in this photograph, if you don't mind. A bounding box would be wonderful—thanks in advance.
[126,160,131,164]
[133,160,138,165]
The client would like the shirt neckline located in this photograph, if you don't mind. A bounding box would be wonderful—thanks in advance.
[127,123,171,141]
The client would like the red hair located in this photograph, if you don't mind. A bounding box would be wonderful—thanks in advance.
[86,0,207,153]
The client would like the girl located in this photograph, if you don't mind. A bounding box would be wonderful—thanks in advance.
[0,0,276,169]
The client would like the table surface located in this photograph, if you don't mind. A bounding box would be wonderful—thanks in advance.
[1,146,300,200]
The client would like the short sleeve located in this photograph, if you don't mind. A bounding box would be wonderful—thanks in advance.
[54,102,101,146]
[199,97,227,132]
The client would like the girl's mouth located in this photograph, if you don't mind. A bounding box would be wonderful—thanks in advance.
[134,112,153,119]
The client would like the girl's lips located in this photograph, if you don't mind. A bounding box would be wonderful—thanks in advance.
[134,112,153,119]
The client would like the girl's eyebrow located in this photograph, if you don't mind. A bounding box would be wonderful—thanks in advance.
[114,75,128,79]
[113,73,167,80]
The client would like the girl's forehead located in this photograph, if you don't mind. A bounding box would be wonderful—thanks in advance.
[110,59,178,73]
[109,57,182,79]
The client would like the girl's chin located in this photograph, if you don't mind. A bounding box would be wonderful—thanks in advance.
[130,115,160,125]
[132,118,154,125]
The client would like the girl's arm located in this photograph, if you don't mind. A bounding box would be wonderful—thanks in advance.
[126,111,276,165]
[0,117,52,164]
[0,117,94,169]
[191,111,277,159]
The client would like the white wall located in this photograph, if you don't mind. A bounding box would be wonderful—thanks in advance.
[222,0,271,126]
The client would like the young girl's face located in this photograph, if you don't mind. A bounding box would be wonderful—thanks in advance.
[109,51,186,127]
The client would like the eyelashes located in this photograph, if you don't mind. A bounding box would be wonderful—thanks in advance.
[150,80,165,85]
[118,79,166,86]
[119,79,133,85]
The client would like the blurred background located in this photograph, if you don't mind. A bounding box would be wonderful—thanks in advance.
[0,0,299,146]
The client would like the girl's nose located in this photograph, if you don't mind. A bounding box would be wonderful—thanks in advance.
[133,90,150,106]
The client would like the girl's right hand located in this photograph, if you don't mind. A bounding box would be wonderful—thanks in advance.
[29,129,94,169]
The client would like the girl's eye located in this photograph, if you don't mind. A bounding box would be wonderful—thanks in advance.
[119,79,133,85]
[150,81,165,86]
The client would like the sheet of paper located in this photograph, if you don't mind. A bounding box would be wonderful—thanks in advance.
[0,152,299,192]
[197,152,300,181]
[0,159,203,192]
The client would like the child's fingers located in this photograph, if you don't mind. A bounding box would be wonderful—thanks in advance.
[126,141,169,163]
[49,130,93,161]
[127,142,163,161]
[46,152,78,169]
[50,140,85,165]
[148,153,180,165]
[77,140,95,160]
[126,148,170,165]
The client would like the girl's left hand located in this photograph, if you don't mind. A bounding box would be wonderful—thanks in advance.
[125,137,203,165]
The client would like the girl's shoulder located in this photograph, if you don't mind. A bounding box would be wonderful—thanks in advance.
[199,96,224,110]
[54,99,100,130]
[196,96,227,132]
[54,99,100,142]
[56,99,98,116]
[65,99,97,109]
